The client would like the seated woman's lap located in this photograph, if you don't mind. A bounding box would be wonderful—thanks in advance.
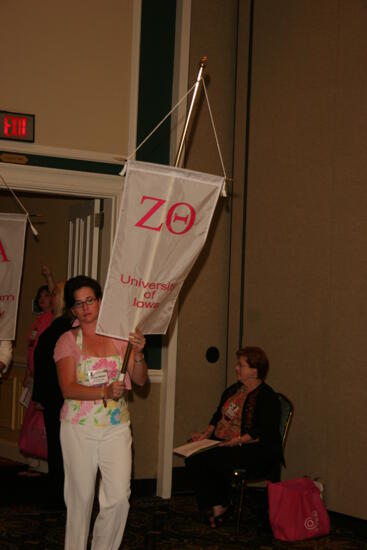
[186,444,268,478]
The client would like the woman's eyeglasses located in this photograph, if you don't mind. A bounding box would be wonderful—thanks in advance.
[73,297,97,309]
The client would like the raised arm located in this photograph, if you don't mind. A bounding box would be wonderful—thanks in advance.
[41,263,55,293]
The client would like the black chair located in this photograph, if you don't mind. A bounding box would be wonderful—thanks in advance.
[232,393,294,532]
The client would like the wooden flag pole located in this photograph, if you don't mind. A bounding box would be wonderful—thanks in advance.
[174,56,207,168]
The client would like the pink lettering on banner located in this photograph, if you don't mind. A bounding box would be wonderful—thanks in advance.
[144,290,157,299]
[0,240,9,262]
[120,274,175,292]
[166,202,196,234]
[135,196,165,231]
[133,297,160,309]
[0,294,15,302]
[135,195,196,235]
[121,274,176,310]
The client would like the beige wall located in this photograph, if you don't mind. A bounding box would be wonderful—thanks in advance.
[235,0,367,519]
[0,0,133,154]
[128,383,160,479]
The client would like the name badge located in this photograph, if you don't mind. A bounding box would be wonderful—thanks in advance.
[88,368,108,386]
[224,402,239,420]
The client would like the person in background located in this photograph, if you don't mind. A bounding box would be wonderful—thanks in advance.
[23,264,56,388]
[0,340,13,379]
[20,265,55,473]
[33,281,72,509]
[185,346,282,528]
[33,285,52,314]
[55,275,148,550]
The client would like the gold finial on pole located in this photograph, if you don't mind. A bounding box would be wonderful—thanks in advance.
[174,56,208,168]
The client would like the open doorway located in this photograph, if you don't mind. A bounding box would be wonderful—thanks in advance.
[0,190,111,365]
[0,160,121,461]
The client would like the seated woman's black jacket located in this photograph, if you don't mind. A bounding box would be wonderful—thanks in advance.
[209,381,282,458]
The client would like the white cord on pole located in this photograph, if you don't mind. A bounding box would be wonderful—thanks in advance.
[0,173,39,236]
[202,78,228,183]
[123,67,228,197]
[126,82,197,162]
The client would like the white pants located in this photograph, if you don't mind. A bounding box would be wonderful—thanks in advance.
[60,421,132,550]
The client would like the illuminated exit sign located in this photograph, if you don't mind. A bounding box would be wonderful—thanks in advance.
[0,110,35,142]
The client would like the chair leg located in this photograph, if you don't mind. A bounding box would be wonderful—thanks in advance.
[236,480,246,533]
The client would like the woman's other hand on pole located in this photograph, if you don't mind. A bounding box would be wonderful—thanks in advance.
[129,328,146,352]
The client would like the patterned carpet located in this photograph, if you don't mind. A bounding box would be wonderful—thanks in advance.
[0,459,366,549]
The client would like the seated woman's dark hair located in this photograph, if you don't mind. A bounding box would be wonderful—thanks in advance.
[34,284,50,309]
[64,275,103,309]
[236,346,269,380]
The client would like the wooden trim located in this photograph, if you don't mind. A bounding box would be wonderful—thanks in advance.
[156,0,192,499]
[0,140,125,164]
[128,0,142,158]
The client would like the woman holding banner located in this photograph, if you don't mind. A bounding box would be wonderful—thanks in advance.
[55,275,147,550]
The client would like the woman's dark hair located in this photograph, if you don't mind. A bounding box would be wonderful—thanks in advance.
[64,275,102,309]
[34,285,50,310]
[236,346,269,380]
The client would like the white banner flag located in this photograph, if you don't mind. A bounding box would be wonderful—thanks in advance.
[97,160,224,340]
[0,213,27,339]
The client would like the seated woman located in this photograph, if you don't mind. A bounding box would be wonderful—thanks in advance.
[185,346,282,528]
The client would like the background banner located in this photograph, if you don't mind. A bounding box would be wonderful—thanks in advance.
[0,213,27,339]
[97,160,224,340]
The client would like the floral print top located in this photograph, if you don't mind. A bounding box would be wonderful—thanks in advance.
[214,385,248,441]
[59,330,129,427]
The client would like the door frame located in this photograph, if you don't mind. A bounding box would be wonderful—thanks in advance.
[0,150,163,409]
[155,0,192,498]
